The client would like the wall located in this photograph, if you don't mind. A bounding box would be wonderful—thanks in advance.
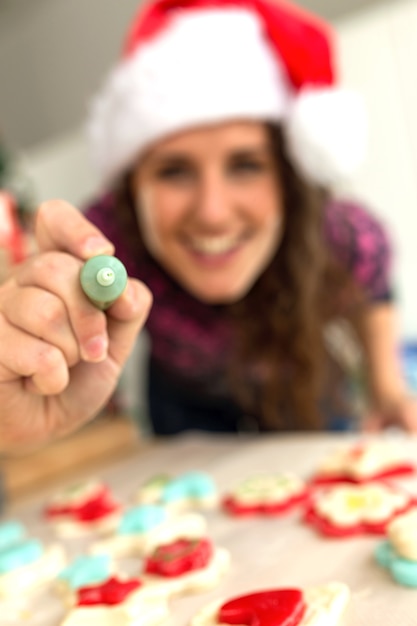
[0,0,141,147]
[337,0,417,339]
[0,0,400,149]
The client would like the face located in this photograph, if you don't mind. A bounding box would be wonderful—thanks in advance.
[132,121,284,304]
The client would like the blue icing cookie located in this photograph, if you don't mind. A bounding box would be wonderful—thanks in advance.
[58,554,111,589]
[392,557,417,588]
[0,539,43,574]
[375,541,394,568]
[0,521,26,550]
[375,541,417,588]
[118,505,167,535]
[162,471,216,503]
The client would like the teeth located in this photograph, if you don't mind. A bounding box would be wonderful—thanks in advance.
[189,236,239,255]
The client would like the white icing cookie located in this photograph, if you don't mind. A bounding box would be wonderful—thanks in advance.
[48,480,105,508]
[388,508,417,560]
[91,510,207,558]
[190,582,350,626]
[313,484,410,528]
[223,473,307,514]
[0,544,66,598]
[302,582,350,625]
[59,578,170,626]
[315,441,414,481]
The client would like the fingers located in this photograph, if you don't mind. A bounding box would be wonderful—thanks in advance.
[395,398,417,433]
[1,286,80,367]
[0,199,153,408]
[14,252,108,363]
[361,397,417,433]
[106,279,153,366]
[35,199,114,259]
[7,252,152,375]
[0,312,69,394]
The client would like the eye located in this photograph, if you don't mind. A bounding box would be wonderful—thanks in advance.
[229,159,266,175]
[156,163,194,182]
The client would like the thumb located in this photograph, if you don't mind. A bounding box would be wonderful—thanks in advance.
[106,278,153,367]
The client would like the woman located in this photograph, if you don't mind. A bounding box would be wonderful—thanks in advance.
[0,0,414,451]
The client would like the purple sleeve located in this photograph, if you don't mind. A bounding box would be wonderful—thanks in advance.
[324,199,394,302]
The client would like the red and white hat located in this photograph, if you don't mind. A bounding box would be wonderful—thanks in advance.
[88,0,367,187]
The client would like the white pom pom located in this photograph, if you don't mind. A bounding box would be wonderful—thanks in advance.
[284,88,368,186]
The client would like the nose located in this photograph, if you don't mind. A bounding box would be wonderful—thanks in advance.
[194,169,232,229]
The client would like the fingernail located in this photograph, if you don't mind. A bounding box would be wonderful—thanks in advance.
[82,236,113,257]
[81,334,108,362]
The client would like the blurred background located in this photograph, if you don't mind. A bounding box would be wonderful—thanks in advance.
[0,0,416,498]
[2,0,417,405]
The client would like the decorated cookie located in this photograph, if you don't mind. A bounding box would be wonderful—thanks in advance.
[376,508,417,587]
[143,537,230,596]
[137,475,171,504]
[305,483,414,537]
[0,520,26,548]
[190,582,350,626]
[60,575,170,626]
[388,508,417,560]
[55,554,114,606]
[136,471,218,512]
[91,504,207,558]
[312,440,415,485]
[0,522,66,597]
[44,480,122,537]
[223,473,309,516]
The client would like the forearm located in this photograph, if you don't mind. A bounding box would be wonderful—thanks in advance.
[355,303,407,408]
[350,302,417,431]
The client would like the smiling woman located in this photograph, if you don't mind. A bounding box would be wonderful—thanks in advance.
[0,0,414,451]
[132,122,283,305]
[83,0,416,436]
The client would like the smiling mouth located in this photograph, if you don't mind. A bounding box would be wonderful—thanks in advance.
[186,235,243,256]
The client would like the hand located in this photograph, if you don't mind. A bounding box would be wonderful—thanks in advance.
[0,200,152,452]
[362,394,417,433]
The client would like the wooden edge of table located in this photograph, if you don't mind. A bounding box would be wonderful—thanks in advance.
[0,415,143,503]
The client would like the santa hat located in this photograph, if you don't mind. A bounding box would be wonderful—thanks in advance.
[88,0,367,187]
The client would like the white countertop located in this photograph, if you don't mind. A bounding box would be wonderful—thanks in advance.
[6,432,417,625]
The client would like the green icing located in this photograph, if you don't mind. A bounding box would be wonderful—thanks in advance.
[80,255,127,310]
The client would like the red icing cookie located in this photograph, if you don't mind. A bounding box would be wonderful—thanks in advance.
[144,538,213,577]
[191,583,350,626]
[304,483,415,537]
[311,442,415,486]
[61,574,171,626]
[223,492,308,516]
[46,485,119,523]
[77,576,141,606]
[222,474,309,517]
[219,589,306,626]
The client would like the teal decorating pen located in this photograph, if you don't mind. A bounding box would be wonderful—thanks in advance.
[80,255,128,310]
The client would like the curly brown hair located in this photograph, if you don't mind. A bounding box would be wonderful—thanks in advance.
[227,124,364,430]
